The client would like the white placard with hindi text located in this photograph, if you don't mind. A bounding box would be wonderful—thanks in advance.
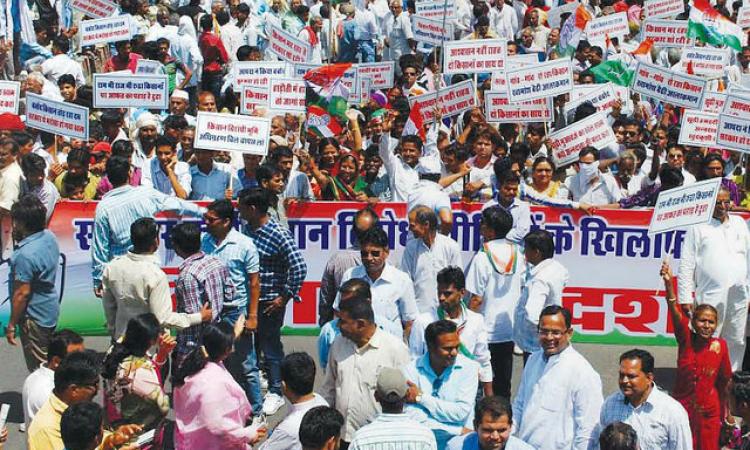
[584,12,629,45]
[240,85,270,115]
[135,59,164,75]
[357,62,395,89]
[70,0,118,18]
[701,91,727,113]
[644,0,684,19]
[721,93,750,118]
[413,15,454,46]
[678,111,719,148]
[484,92,553,123]
[680,47,731,77]
[80,16,132,47]
[716,113,750,152]
[548,112,616,167]
[268,78,306,113]
[0,81,20,114]
[25,93,89,140]
[93,74,169,110]
[268,26,311,63]
[738,6,750,28]
[443,39,506,74]
[649,178,721,235]
[505,58,573,103]
[631,61,706,109]
[643,19,694,47]
[563,83,622,116]
[195,112,271,156]
[415,0,456,21]
[233,62,287,88]
[408,79,475,123]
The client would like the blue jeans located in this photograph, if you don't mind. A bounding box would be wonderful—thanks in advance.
[221,306,263,415]
[358,40,376,63]
[257,306,285,395]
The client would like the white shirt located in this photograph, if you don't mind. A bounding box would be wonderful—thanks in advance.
[0,161,22,211]
[259,394,329,450]
[513,259,569,353]
[513,346,603,450]
[408,306,492,382]
[385,11,414,61]
[678,215,750,305]
[465,239,526,343]
[401,234,463,313]
[481,198,532,244]
[220,22,244,62]
[320,329,412,441]
[407,180,452,218]
[591,386,692,450]
[338,264,419,338]
[565,171,623,205]
[41,53,86,86]
[350,412,437,450]
[488,4,518,40]
[22,364,54,429]
[467,156,496,202]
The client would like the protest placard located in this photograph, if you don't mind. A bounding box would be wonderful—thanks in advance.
[721,93,750,118]
[240,85,270,115]
[70,0,118,18]
[548,112,616,167]
[738,6,750,28]
[642,19,693,47]
[195,112,271,155]
[701,91,727,113]
[506,58,572,103]
[268,26,311,63]
[548,1,580,28]
[268,78,306,113]
[80,16,131,47]
[415,0,456,20]
[356,77,372,104]
[408,79,475,123]
[484,92,553,123]
[26,93,89,140]
[563,83,621,116]
[678,111,719,147]
[648,178,721,235]
[135,59,163,75]
[716,114,750,152]
[93,74,169,110]
[680,47,731,77]
[413,15,454,46]
[443,39,506,74]
[584,12,629,44]
[644,0,684,19]
[233,62,287,88]
[0,81,20,114]
[631,61,706,109]
[357,62,395,89]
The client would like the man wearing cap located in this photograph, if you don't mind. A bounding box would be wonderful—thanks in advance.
[402,319,480,449]
[348,367,437,450]
[130,112,160,171]
[0,112,26,139]
[169,89,196,126]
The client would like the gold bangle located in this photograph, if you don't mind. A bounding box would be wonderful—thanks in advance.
[666,298,677,303]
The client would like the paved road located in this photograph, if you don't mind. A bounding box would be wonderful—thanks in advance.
[0,335,679,450]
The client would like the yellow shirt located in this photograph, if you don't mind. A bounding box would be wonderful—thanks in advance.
[27,393,67,450]
[53,172,101,200]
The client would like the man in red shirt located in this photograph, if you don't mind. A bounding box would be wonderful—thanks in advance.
[103,40,142,73]
[198,13,229,108]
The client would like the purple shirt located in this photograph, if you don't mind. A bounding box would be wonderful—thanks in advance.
[97,167,142,198]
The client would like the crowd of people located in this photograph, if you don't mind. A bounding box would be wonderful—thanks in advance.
[0,0,749,448]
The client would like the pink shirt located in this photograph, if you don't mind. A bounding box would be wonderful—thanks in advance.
[173,362,256,450]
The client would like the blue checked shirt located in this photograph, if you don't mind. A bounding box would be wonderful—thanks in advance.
[92,185,204,285]
[175,252,235,358]
[201,229,260,308]
[244,219,307,302]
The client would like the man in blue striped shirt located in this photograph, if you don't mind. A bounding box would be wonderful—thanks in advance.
[91,156,204,296]
[238,188,308,416]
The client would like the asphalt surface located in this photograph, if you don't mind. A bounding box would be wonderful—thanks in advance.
[0,335,680,450]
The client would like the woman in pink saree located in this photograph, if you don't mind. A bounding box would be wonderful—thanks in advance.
[172,322,267,449]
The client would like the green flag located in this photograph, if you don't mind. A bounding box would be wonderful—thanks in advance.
[591,60,634,87]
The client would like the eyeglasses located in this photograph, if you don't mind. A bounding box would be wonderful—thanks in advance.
[537,328,566,338]
[624,131,638,137]
[403,71,417,77]
[667,153,683,159]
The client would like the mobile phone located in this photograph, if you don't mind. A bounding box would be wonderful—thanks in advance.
[135,429,156,447]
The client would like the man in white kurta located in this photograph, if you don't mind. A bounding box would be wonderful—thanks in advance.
[678,186,750,369]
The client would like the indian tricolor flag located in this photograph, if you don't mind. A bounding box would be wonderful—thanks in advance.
[556,5,592,57]
[687,0,745,51]
[304,63,351,137]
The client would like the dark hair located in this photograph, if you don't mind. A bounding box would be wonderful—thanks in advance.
[11,194,47,234]
[702,153,726,180]
[339,278,372,302]
[473,396,512,428]
[114,40,130,50]
[410,205,438,231]
[199,13,213,31]
[281,352,316,396]
[425,320,457,349]
[480,206,513,239]
[207,198,235,222]
[53,35,71,53]
[20,152,46,176]
[12,132,33,148]
[173,322,235,386]
[436,266,465,290]
[271,146,294,162]
[539,305,572,329]
[57,74,76,88]
[130,217,159,253]
[523,230,555,260]
[619,348,655,374]
[237,3,250,13]
[67,148,90,168]
[659,165,684,189]
[163,115,188,131]
[237,187,271,215]
[236,44,253,61]
[358,227,389,249]
[400,134,424,152]
[599,422,639,450]
[106,155,131,186]
[171,222,202,254]
[61,402,103,450]
[532,156,556,172]
[111,140,134,158]
[497,168,521,187]
[299,406,344,449]
[155,135,177,152]
[54,350,100,393]
[256,164,283,186]
[338,295,375,323]
[695,303,718,320]
[102,313,161,379]
[442,143,470,162]
[47,329,84,365]
[579,146,599,161]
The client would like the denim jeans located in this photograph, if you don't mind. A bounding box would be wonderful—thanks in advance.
[358,40,376,63]
[257,306,285,395]
[221,306,263,415]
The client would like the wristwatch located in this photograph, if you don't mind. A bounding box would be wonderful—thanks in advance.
[415,394,423,403]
